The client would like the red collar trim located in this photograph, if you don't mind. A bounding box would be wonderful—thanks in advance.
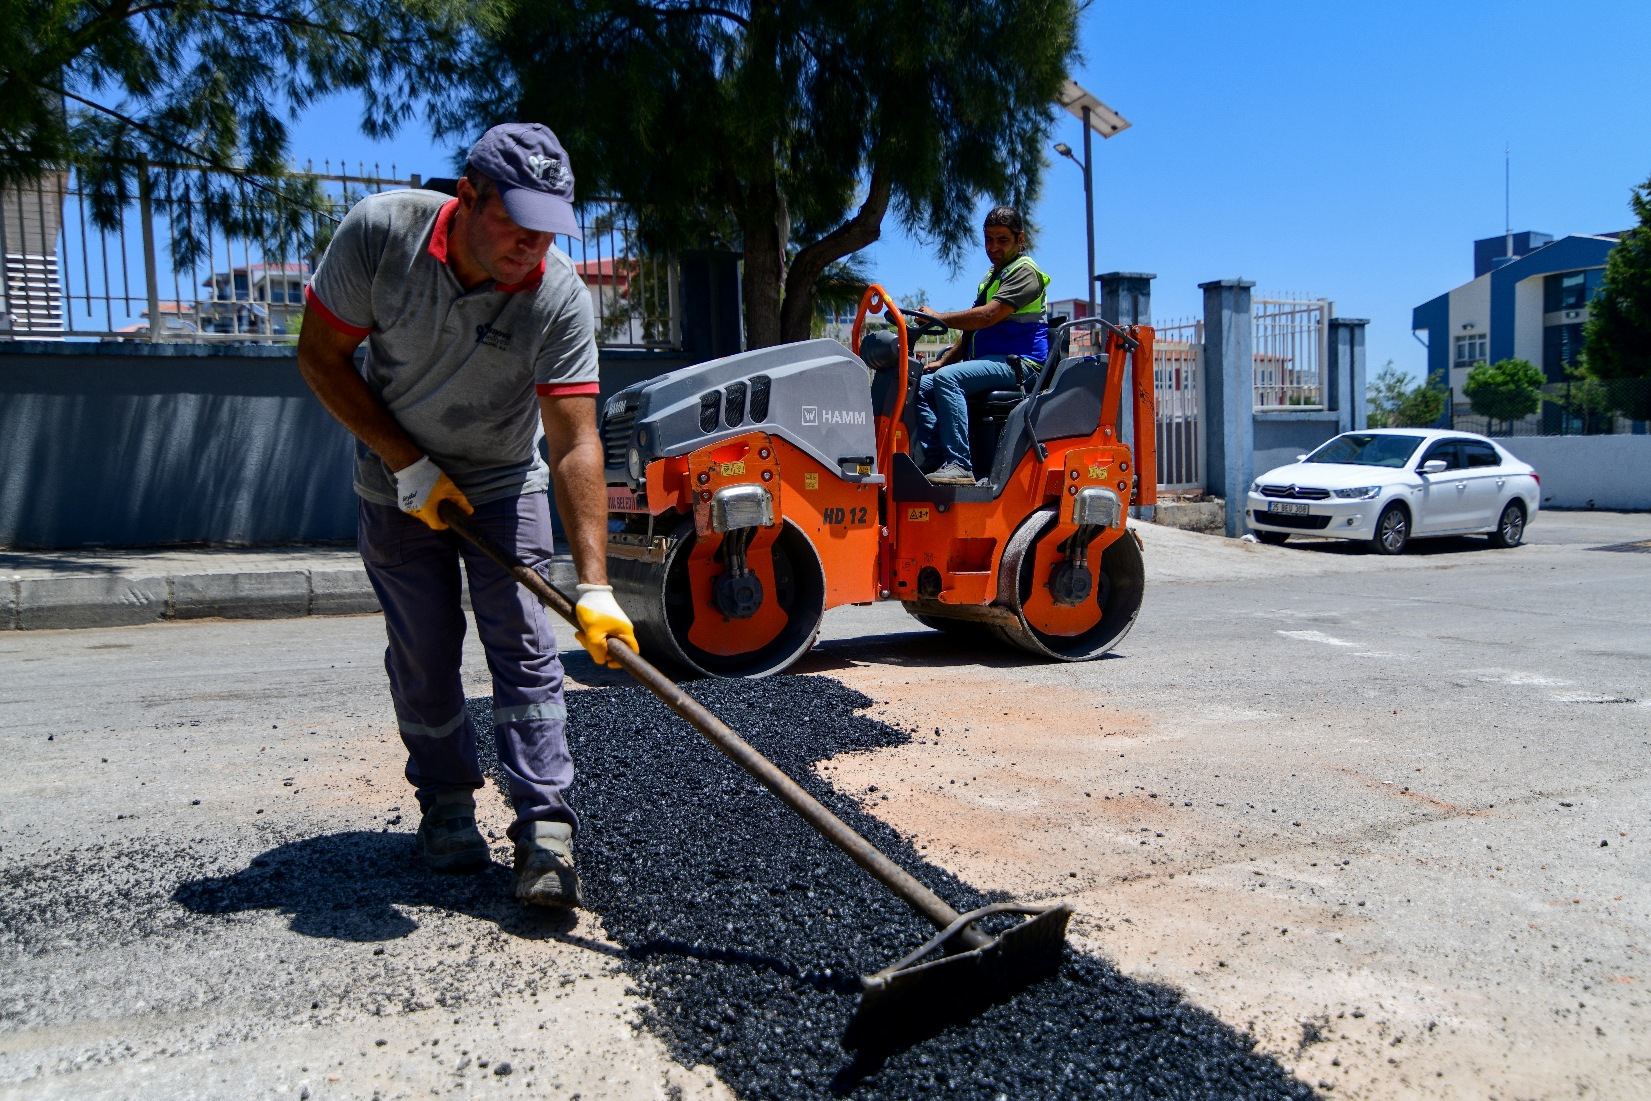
[495,261,545,294]
[427,199,458,264]
[427,198,544,293]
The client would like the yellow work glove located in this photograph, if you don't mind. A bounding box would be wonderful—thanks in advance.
[574,584,638,668]
[392,455,473,530]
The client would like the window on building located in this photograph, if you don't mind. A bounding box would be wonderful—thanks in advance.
[1544,270,1592,312]
[1542,322,1585,382]
[1558,272,1587,309]
[1454,333,1487,368]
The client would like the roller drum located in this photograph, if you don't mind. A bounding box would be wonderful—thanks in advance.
[609,519,828,679]
[994,507,1145,661]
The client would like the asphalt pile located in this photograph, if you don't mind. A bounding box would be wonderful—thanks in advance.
[501,674,1316,1100]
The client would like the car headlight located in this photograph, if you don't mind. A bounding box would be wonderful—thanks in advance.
[626,446,644,482]
[1250,480,1261,494]
[1333,485,1381,500]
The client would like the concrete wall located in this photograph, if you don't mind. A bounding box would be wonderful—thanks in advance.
[0,341,690,549]
[1252,411,1344,477]
[1494,435,1651,511]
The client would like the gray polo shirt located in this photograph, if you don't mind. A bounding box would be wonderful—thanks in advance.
[306,188,600,507]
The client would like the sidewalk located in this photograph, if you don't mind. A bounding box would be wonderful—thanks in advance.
[1,545,576,630]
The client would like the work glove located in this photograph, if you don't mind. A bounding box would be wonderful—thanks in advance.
[574,583,639,668]
[392,455,473,530]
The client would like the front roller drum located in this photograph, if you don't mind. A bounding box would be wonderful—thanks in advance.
[993,506,1145,661]
[609,519,828,679]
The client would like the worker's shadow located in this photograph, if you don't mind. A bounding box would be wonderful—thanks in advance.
[796,628,1120,675]
[171,831,584,945]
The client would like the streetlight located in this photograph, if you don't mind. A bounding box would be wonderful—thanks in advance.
[1054,80,1130,321]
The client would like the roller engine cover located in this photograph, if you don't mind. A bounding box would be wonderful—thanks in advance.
[602,339,880,486]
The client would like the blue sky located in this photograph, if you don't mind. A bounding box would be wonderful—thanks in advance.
[291,0,1651,381]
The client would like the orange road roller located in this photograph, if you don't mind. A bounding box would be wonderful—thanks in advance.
[600,284,1156,678]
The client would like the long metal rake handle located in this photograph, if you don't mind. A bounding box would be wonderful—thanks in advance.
[437,501,989,950]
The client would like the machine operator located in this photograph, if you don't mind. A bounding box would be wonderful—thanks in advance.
[913,205,1051,485]
[296,122,637,909]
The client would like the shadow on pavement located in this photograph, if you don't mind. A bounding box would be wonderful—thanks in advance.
[172,829,584,945]
[1281,533,1494,557]
[0,551,126,574]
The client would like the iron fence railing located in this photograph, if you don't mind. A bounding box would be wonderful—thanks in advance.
[1253,294,1330,410]
[0,160,679,349]
[1451,377,1651,437]
[1152,317,1204,491]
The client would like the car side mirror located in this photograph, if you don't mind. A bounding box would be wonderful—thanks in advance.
[1295,454,1307,462]
[1420,459,1447,475]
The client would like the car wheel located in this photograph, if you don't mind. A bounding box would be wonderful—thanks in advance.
[1370,502,1410,555]
[1254,530,1289,546]
[1489,500,1526,548]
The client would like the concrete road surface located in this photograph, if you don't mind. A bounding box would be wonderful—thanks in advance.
[1,510,1646,1099]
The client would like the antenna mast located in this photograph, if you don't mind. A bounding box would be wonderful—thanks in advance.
[1504,143,1512,261]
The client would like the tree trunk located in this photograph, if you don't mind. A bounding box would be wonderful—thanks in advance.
[739,167,786,349]
[777,162,894,344]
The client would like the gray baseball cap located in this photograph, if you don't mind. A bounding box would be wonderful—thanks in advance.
[466,122,581,239]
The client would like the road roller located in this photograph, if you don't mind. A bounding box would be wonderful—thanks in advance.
[599,284,1157,678]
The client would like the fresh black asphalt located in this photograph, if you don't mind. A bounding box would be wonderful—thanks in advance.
[525,675,1316,1100]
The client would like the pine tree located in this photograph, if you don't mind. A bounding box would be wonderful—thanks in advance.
[445,0,1081,348]
[0,0,497,263]
[1582,173,1651,420]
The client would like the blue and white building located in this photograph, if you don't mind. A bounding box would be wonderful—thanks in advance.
[1412,231,1622,411]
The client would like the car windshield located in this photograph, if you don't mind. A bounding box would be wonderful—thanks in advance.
[1305,433,1424,468]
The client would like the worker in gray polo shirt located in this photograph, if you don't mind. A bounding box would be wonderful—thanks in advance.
[297,122,635,909]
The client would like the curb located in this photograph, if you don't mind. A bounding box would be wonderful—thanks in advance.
[4,566,380,631]
[3,556,578,631]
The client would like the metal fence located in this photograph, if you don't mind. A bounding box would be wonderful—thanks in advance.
[1252,294,1330,410]
[1152,317,1204,491]
[1451,377,1651,437]
[0,161,678,349]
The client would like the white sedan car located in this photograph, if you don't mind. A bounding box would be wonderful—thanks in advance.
[1246,429,1540,555]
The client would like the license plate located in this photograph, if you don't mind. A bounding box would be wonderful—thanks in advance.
[1268,501,1310,516]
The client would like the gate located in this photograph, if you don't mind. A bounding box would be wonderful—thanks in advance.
[1153,318,1204,492]
[1252,295,1331,409]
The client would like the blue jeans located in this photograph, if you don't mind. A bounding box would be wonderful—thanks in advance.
[358,492,575,839]
[917,355,1018,471]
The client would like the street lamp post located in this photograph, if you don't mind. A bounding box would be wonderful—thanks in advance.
[1054,80,1130,321]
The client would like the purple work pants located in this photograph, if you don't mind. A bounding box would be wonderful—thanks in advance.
[358,492,575,839]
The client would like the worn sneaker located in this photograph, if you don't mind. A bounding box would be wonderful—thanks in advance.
[927,461,977,485]
[513,821,583,908]
[416,790,489,873]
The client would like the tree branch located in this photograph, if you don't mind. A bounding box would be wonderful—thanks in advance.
[641,3,751,28]
[778,158,893,341]
[119,2,399,45]
[50,84,334,215]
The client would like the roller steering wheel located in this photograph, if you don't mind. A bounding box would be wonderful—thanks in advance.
[893,308,949,339]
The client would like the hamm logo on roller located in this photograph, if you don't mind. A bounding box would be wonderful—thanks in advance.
[800,405,865,427]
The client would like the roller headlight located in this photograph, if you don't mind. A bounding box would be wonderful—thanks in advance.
[627,446,644,482]
[1333,485,1381,500]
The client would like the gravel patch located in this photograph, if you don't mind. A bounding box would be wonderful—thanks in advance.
[525,675,1317,1100]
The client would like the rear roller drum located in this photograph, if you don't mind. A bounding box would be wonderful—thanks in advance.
[609,519,827,679]
[994,507,1145,661]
